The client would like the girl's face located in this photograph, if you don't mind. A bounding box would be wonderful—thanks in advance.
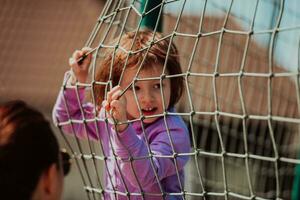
[121,64,171,124]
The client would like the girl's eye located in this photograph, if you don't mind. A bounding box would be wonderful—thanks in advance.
[154,83,161,89]
[131,85,140,91]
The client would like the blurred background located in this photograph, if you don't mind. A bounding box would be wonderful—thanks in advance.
[0,0,105,199]
[1,0,299,199]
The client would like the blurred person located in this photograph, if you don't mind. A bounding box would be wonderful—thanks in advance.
[0,100,71,200]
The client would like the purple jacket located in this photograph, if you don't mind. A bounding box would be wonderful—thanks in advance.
[53,73,191,200]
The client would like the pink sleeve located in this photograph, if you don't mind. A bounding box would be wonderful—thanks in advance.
[52,72,101,140]
[111,119,190,189]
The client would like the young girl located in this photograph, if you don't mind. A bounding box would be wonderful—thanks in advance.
[53,30,190,200]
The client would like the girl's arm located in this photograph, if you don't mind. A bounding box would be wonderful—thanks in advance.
[112,117,190,189]
[53,47,101,140]
[52,72,100,140]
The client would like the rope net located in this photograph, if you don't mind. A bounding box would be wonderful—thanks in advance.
[54,0,300,199]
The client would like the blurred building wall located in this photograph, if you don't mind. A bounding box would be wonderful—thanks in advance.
[0,0,104,113]
[0,1,105,199]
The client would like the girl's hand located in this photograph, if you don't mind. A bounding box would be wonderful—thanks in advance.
[68,47,92,84]
[103,86,128,132]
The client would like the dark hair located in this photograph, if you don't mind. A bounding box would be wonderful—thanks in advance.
[0,100,59,200]
[94,30,184,109]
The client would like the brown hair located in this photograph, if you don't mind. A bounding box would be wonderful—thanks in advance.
[94,30,184,109]
[0,100,59,199]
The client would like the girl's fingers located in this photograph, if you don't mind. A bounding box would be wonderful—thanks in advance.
[73,50,83,60]
[110,100,123,119]
[82,47,92,54]
[107,86,121,103]
[110,86,121,95]
[104,85,127,122]
[110,100,120,110]
[69,57,75,66]
[80,47,93,63]
[72,49,92,65]
[111,89,122,101]
[102,100,110,111]
[69,50,83,68]
[71,47,92,62]
[67,48,92,84]
[104,94,126,120]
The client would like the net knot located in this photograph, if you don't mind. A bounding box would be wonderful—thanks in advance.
[215,110,220,116]
[100,189,104,195]
[221,151,226,157]
[163,110,168,116]
[125,191,130,197]
[140,115,146,121]
[128,156,134,162]
[268,73,274,78]
[148,152,154,158]
[160,74,166,79]
[150,40,155,47]
[173,152,178,158]
[238,71,244,77]
[267,114,272,120]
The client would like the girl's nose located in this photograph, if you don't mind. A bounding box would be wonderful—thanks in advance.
[140,90,154,103]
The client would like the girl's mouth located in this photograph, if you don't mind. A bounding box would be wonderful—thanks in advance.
[141,107,157,116]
